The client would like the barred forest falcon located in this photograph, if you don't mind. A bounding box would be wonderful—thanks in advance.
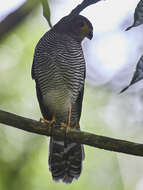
[32,15,93,183]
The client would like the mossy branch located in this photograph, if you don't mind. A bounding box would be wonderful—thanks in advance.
[0,109,143,157]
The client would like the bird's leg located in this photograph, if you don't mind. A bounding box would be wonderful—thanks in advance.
[61,104,72,148]
[61,122,66,128]
[73,122,79,130]
[67,104,72,133]
[40,118,50,123]
[40,114,56,125]
[50,115,56,124]
[60,104,72,133]
[40,115,56,136]
[50,114,56,136]
[60,104,72,147]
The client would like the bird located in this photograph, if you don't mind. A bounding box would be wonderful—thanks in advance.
[32,14,93,184]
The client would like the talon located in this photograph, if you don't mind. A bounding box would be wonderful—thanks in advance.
[51,115,56,124]
[61,122,67,128]
[40,115,56,125]
[73,123,79,129]
[61,122,71,133]
[40,118,50,123]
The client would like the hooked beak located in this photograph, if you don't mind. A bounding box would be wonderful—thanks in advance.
[87,31,93,40]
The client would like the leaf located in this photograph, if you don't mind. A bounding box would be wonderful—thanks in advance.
[40,0,52,28]
[126,0,143,31]
[120,54,143,93]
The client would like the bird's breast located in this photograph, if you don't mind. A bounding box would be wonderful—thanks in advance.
[43,87,72,114]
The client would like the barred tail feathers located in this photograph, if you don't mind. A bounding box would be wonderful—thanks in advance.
[49,137,84,184]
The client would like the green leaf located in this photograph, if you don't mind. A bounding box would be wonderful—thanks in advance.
[126,0,143,31]
[40,0,52,28]
[120,54,143,93]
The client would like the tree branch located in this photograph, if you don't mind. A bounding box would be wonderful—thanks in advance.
[41,0,103,28]
[0,110,143,157]
[0,0,39,41]
[70,0,102,16]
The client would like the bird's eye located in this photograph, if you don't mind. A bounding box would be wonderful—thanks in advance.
[79,21,84,27]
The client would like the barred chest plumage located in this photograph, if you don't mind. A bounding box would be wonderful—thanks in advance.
[33,29,86,116]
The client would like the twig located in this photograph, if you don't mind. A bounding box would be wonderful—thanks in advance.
[0,109,143,157]
[0,0,39,41]
[41,0,103,28]
[70,0,103,16]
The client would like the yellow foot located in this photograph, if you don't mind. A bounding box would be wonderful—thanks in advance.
[50,115,56,124]
[40,118,50,124]
[60,122,71,133]
[61,122,66,128]
[73,123,79,129]
[40,116,56,125]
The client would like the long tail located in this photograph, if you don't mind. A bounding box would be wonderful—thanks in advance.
[49,136,84,184]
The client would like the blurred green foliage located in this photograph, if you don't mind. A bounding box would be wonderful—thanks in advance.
[40,0,52,28]
[0,5,125,190]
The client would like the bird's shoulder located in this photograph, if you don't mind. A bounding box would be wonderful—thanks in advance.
[36,29,81,52]
[32,29,83,79]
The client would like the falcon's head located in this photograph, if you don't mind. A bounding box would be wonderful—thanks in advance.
[69,15,93,41]
[54,15,93,42]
